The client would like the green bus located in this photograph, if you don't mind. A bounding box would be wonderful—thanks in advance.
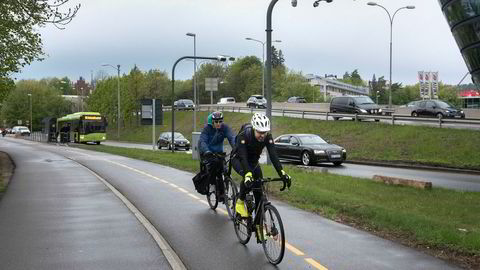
[57,112,107,144]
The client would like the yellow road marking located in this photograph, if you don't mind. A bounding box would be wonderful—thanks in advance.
[286,242,305,256]
[305,258,328,270]
[86,157,329,270]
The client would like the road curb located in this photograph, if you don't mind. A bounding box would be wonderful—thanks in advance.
[345,160,480,175]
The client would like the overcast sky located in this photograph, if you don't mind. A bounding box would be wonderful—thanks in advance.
[14,0,470,86]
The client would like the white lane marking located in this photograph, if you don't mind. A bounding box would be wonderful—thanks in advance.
[68,159,186,270]
[61,147,328,269]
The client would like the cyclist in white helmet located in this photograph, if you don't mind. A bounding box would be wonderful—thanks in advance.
[232,113,291,218]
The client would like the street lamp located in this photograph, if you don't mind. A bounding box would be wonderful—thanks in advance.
[265,0,332,164]
[27,94,32,133]
[80,87,84,111]
[171,55,232,153]
[102,63,121,139]
[245,37,281,97]
[367,2,415,107]
[186,32,197,132]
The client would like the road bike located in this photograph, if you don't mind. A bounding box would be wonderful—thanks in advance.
[233,177,288,265]
[204,152,238,220]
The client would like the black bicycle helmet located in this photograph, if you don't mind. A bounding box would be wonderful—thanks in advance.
[211,111,223,121]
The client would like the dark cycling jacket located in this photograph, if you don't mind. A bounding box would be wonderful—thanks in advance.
[198,123,235,155]
[234,124,283,176]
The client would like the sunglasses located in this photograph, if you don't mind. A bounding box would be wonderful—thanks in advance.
[213,120,223,124]
[256,130,267,135]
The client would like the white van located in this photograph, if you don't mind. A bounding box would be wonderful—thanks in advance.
[217,97,236,104]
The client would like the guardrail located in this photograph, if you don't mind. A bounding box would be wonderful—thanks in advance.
[164,105,480,128]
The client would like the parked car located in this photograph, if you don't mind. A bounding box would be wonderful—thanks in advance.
[157,132,190,150]
[330,96,382,121]
[12,126,31,136]
[174,99,195,111]
[217,97,236,104]
[287,96,307,103]
[274,134,346,166]
[246,95,267,108]
[410,100,465,119]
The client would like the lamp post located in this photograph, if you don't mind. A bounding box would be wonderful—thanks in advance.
[266,0,332,164]
[102,64,121,139]
[171,55,232,153]
[367,2,415,108]
[80,87,84,111]
[245,38,281,97]
[27,94,32,132]
[186,32,197,132]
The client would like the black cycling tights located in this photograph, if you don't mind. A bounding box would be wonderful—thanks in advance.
[231,158,263,203]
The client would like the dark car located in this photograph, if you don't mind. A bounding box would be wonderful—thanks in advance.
[287,96,307,103]
[274,134,346,166]
[410,100,465,119]
[330,96,382,121]
[157,132,190,150]
[174,99,195,111]
[246,95,267,108]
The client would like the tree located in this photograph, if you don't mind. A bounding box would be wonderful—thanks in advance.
[0,79,72,129]
[224,56,262,101]
[0,0,80,78]
[271,46,285,69]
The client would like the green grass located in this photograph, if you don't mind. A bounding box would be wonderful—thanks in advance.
[109,111,480,170]
[75,144,480,257]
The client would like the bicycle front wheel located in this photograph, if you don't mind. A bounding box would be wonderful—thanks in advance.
[206,184,218,210]
[262,204,285,265]
[224,177,237,220]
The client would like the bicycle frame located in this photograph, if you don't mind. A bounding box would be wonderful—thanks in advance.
[245,178,285,238]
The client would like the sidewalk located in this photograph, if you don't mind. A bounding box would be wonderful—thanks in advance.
[0,140,173,270]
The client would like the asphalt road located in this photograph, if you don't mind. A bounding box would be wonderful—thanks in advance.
[0,138,172,270]
[0,138,462,269]
[103,141,480,192]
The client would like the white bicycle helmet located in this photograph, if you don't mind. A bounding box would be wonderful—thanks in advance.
[251,113,270,132]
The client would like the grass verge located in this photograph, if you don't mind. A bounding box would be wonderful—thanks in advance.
[108,111,480,170]
[75,143,480,269]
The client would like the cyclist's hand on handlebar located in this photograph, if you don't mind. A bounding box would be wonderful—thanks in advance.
[281,170,292,188]
[204,151,213,158]
[244,172,253,188]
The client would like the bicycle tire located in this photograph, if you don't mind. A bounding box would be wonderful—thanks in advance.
[261,204,285,265]
[233,198,251,244]
[224,177,237,220]
[206,184,218,210]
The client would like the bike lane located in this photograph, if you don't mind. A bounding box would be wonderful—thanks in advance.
[0,139,173,270]
[38,142,461,270]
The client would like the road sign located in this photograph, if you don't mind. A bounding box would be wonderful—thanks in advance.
[141,99,163,125]
[205,78,218,91]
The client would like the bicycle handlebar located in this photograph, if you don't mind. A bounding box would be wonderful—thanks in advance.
[259,177,288,191]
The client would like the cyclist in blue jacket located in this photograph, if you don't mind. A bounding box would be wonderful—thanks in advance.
[198,111,236,201]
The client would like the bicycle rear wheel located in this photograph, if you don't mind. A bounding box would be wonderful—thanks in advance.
[206,184,218,210]
[261,204,285,265]
[224,177,237,220]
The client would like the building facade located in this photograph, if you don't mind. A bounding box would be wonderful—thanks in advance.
[306,74,370,101]
[439,0,480,84]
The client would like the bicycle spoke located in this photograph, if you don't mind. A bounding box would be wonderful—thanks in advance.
[262,205,285,265]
